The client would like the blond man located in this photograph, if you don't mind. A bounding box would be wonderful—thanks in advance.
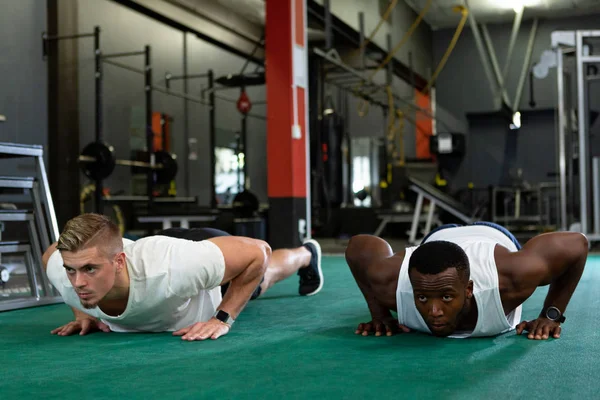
[42,213,323,341]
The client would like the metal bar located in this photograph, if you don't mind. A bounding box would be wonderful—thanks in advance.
[101,195,197,202]
[577,31,589,234]
[27,218,51,296]
[214,93,267,105]
[202,84,260,96]
[409,193,424,243]
[31,182,50,251]
[0,178,34,189]
[481,24,512,109]
[580,30,600,38]
[324,0,332,50]
[0,143,43,157]
[152,84,211,106]
[241,114,248,189]
[43,32,95,41]
[103,59,145,75]
[556,48,568,231]
[165,73,209,81]
[594,158,600,234]
[587,60,597,235]
[424,201,436,235]
[0,297,64,312]
[94,26,103,214]
[23,245,40,299]
[183,34,190,197]
[411,185,473,223]
[464,0,498,104]
[35,156,59,242]
[101,50,146,59]
[145,45,154,211]
[386,34,393,86]
[581,56,600,63]
[502,7,523,84]
[116,159,163,168]
[359,12,365,72]
[208,70,217,208]
[513,18,539,111]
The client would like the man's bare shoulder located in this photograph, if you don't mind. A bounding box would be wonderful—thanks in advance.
[365,250,405,284]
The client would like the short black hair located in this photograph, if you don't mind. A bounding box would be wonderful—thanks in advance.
[408,240,470,283]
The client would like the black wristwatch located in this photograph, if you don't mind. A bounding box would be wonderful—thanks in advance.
[213,310,235,326]
[545,306,566,323]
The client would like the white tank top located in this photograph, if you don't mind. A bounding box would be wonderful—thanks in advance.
[396,225,522,338]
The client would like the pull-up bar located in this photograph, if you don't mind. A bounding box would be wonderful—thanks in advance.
[102,50,146,59]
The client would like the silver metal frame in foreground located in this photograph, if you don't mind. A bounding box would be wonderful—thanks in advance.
[554,30,600,241]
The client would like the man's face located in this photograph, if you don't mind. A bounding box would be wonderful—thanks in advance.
[61,246,122,309]
[409,267,472,337]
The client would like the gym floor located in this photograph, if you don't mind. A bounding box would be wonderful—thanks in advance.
[1,254,599,399]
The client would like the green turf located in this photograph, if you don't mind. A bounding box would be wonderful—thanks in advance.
[1,255,599,399]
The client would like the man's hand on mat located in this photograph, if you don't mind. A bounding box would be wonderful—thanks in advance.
[516,318,561,340]
[173,318,230,341]
[51,317,111,336]
[355,317,411,337]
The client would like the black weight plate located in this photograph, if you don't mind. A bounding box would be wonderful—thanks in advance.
[155,151,178,184]
[80,142,116,181]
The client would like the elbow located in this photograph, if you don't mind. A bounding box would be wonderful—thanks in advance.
[575,233,589,260]
[254,240,271,276]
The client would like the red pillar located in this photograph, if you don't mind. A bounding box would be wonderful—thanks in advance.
[265,0,310,249]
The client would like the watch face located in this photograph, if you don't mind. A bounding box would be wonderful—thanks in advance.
[547,307,560,320]
[216,310,229,321]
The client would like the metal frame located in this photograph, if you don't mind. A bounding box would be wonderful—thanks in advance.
[554,30,600,241]
[0,144,59,242]
[407,184,473,244]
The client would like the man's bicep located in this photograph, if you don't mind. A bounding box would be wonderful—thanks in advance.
[207,236,270,283]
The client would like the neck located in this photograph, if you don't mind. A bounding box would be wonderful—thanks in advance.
[457,296,478,330]
[99,261,130,315]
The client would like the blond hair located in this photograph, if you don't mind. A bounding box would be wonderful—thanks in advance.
[57,213,123,258]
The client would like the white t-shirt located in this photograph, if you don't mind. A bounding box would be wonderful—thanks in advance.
[46,236,226,333]
[396,225,523,338]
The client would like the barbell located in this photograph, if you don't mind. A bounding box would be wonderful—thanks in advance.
[78,141,178,184]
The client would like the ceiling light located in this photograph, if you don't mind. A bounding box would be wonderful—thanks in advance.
[498,0,541,13]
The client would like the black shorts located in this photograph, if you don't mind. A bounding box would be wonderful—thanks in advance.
[156,227,264,300]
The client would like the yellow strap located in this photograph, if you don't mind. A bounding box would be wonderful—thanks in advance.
[423,6,469,94]
[355,0,433,94]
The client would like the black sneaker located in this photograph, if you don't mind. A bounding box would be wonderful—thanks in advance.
[298,239,323,296]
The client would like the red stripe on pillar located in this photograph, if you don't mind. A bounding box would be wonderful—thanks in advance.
[266,0,294,198]
[294,0,305,47]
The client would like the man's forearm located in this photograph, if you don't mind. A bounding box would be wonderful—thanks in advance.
[216,257,266,320]
[348,265,392,319]
[540,251,587,317]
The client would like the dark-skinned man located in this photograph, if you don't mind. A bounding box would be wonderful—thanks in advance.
[345,222,588,340]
